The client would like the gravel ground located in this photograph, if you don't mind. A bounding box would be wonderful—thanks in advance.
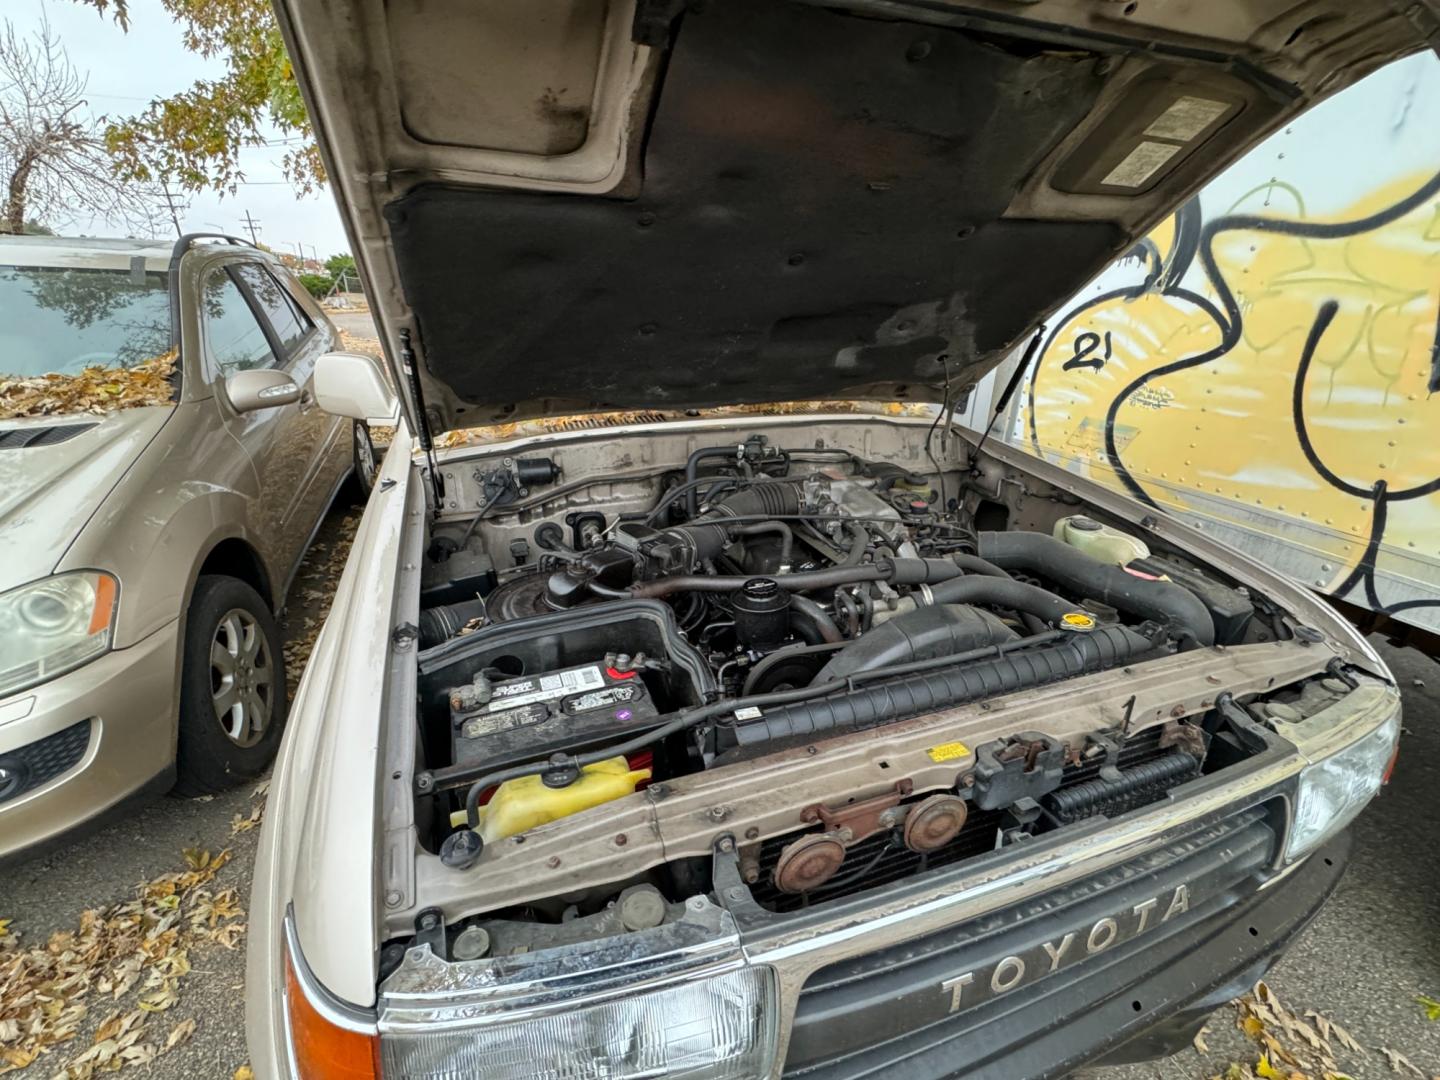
[4,459,1437,1080]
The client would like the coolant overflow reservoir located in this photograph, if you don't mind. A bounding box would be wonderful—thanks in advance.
[1053,515,1150,566]
[450,755,651,845]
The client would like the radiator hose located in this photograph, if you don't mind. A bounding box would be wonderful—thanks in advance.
[976,531,1214,647]
[719,623,1161,751]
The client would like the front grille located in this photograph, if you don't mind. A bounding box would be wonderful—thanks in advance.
[0,423,96,449]
[0,719,92,805]
[752,726,1186,912]
[782,807,1281,1078]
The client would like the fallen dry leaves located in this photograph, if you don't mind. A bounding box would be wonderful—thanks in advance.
[0,351,178,421]
[336,328,380,359]
[1204,980,1440,1080]
[432,400,933,450]
[0,846,240,1077]
[281,512,360,693]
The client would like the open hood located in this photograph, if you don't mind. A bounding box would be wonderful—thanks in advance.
[274,0,1434,434]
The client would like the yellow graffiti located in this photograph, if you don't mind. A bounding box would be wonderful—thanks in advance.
[1025,171,1440,597]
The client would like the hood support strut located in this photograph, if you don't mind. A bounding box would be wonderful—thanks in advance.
[399,327,446,512]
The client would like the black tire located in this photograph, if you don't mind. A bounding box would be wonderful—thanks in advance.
[174,575,288,797]
[350,419,378,503]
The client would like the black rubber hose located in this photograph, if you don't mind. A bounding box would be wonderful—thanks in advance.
[625,556,959,599]
[816,604,1016,681]
[733,521,794,571]
[418,598,489,649]
[839,519,869,566]
[945,553,1045,633]
[722,623,1160,751]
[628,563,888,598]
[789,594,843,644]
[925,575,1077,627]
[684,447,740,516]
[949,553,1013,579]
[667,482,804,563]
[976,531,1215,647]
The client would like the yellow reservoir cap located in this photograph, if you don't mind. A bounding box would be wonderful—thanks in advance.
[448,756,652,844]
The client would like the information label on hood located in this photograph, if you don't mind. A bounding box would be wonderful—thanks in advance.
[1144,96,1228,141]
[1101,141,1181,188]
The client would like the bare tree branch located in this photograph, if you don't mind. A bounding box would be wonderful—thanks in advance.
[0,16,165,236]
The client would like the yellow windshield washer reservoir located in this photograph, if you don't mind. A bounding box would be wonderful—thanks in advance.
[449,756,652,844]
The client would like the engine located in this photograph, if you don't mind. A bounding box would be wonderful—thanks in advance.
[409,435,1280,896]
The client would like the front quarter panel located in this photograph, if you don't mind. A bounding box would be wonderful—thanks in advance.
[246,424,414,1076]
[57,402,264,646]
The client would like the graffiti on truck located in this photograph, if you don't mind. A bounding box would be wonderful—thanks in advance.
[1016,53,1440,632]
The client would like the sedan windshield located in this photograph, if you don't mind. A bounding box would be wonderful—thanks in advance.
[0,265,172,377]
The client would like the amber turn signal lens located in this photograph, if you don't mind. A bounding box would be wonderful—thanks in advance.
[88,573,117,635]
[285,952,379,1078]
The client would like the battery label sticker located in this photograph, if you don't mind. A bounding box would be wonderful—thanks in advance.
[1144,96,1227,141]
[926,741,971,763]
[563,683,643,714]
[1100,141,1181,188]
[462,702,549,739]
[486,665,606,712]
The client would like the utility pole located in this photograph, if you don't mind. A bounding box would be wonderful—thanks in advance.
[242,210,262,245]
[159,182,184,238]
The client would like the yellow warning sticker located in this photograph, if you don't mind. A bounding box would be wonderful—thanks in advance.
[925,741,971,763]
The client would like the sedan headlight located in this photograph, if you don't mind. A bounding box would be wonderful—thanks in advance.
[0,572,118,698]
[381,965,777,1079]
[1284,684,1400,861]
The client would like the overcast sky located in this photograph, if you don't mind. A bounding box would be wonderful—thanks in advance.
[11,0,351,257]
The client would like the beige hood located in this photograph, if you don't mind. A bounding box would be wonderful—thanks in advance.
[0,408,172,591]
[272,0,1435,436]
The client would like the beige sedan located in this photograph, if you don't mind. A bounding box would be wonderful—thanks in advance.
[0,234,377,859]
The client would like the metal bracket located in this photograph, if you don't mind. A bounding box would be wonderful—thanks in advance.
[802,779,914,845]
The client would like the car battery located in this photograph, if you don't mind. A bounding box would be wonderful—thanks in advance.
[449,661,661,774]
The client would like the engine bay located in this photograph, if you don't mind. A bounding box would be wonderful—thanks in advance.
[390,418,1341,964]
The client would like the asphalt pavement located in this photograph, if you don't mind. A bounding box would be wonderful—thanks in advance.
[326,308,378,339]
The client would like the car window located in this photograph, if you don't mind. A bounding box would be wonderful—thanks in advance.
[232,263,313,355]
[0,265,172,376]
[201,270,278,377]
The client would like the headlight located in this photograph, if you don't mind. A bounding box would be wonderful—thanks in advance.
[1284,686,1400,862]
[373,899,777,1080]
[0,572,118,698]
[381,965,777,1080]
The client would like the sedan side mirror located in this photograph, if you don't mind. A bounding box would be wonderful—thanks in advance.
[226,368,301,413]
[313,351,398,423]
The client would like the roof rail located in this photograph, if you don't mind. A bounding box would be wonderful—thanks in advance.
[167,232,254,348]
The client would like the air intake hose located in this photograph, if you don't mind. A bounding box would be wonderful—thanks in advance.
[666,481,803,564]
[720,623,1159,751]
[977,531,1215,647]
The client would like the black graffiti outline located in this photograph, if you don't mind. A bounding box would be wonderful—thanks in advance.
[1025,170,1440,616]
[1063,330,1113,371]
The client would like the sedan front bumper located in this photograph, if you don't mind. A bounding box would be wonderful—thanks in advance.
[0,619,180,860]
